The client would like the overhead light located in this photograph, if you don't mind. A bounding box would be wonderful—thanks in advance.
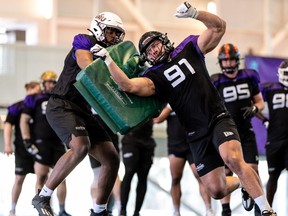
[38,0,53,19]
[207,1,217,14]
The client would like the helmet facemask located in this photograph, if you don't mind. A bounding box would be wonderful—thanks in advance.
[219,58,240,74]
[218,43,240,74]
[278,60,288,87]
[88,12,125,47]
[139,31,174,66]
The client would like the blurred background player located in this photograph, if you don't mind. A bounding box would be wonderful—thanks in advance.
[119,119,156,216]
[260,59,288,208]
[210,43,265,215]
[154,105,215,216]
[20,71,71,216]
[89,111,121,214]
[4,81,41,216]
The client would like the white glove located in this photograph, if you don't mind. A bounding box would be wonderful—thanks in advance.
[175,2,198,19]
[90,44,112,65]
[263,119,269,129]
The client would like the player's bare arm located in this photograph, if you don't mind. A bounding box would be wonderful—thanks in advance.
[196,11,226,54]
[75,49,94,69]
[174,2,226,55]
[107,61,155,97]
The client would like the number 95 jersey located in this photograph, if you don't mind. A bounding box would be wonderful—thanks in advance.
[210,69,261,128]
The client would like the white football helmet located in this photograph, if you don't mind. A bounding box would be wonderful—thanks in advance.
[88,12,125,46]
[278,59,288,87]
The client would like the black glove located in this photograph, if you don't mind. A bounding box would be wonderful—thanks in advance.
[23,139,41,159]
[241,105,258,119]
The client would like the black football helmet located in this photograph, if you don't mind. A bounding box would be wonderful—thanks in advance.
[138,31,174,65]
[218,43,240,73]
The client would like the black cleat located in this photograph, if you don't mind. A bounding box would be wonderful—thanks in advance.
[32,192,54,216]
[241,188,255,211]
[261,210,277,216]
[90,209,113,216]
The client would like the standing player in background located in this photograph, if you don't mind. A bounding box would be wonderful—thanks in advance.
[31,12,125,216]
[4,81,41,216]
[89,111,121,214]
[154,105,215,216]
[93,1,277,215]
[260,59,288,209]
[210,43,264,216]
[20,71,71,216]
[119,119,156,216]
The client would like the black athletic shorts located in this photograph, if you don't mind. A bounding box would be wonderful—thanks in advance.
[168,143,194,165]
[266,139,288,175]
[34,139,67,167]
[46,96,111,147]
[238,128,259,164]
[188,116,240,177]
[14,145,35,175]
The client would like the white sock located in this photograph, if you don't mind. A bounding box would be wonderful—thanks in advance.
[254,195,272,212]
[93,204,106,213]
[39,185,54,197]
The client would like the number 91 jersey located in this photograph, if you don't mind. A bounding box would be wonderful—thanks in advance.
[210,69,261,128]
[144,35,227,140]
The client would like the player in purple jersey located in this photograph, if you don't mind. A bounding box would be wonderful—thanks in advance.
[93,2,276,216]
[210,43,265,216]
[30,12,125,216]
[154,105,214,216]
[20,71,71,216]
[260,59,288,208]
[4,81,41,216]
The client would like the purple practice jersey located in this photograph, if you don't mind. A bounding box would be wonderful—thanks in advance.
[144,35,227,141]
[261,82,288,142]
[5,101,25,146]
[22,93,60,141]
[50,34,98,112]
[210,69,261,130]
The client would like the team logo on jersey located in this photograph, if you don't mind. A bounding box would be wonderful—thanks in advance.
[223,131,234,137]
[75,126,86,131]
[196,163,205,172]
[123,152,133,158]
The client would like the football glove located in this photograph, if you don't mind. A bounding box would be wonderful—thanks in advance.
[241,105,258,119]
[23,139,42,159]
[175,2,198,19]
[262,119,269,129]
[90,44,112,65]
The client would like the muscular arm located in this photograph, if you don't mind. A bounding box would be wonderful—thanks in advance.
[196,11,226,54]
[75,49,94,69]
[106,61,155,97]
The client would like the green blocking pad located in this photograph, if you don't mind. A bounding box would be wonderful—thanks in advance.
[74,41,166,134]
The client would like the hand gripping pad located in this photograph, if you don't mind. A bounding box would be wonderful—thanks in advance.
[74,41,166,134]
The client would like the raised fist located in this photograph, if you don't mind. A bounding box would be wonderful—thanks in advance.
[175,2,198,19]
